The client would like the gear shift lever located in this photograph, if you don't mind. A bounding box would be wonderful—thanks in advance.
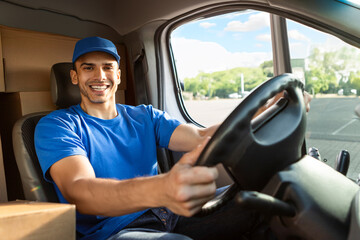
[335,150,350,176]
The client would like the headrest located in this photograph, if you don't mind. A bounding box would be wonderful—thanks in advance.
[50,62,81,109]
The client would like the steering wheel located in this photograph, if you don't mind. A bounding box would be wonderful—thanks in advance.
[195,73,307,216]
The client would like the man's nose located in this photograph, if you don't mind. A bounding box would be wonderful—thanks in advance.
[94,68,106,80]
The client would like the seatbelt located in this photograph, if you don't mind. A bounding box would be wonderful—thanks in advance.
[133,49,149,105]
[133,49,173,171]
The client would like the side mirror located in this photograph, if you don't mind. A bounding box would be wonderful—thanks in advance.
[355,104,360,118]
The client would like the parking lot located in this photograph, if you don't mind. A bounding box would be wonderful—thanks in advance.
[184,96,360,180]
[306,97,360,180]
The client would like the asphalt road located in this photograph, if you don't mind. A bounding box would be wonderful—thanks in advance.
[184,97,360,180]
[306,97,360,180]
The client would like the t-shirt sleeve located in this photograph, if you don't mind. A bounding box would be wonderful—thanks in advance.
[146,105,182,148]
[34,114,87,182]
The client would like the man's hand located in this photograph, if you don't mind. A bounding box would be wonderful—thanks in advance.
[254,90,312,118]
[161,138,218,217]
[303,91,312,112]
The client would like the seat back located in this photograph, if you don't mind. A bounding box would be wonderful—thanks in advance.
[12,62,78,202]
[12,112,58,202]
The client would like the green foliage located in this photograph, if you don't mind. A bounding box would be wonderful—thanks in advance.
[184,45,360,98]
[349,71,360,95]
[184,67,269,98]
[305,46,360,95]
[260,60,274,78]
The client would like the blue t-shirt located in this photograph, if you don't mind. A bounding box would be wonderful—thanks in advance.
[34,104,182,240]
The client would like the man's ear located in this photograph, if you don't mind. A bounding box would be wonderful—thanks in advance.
[70,70,78,85]
[116,69,121,85]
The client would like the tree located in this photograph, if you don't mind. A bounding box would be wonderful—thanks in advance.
[305,46,360,95]
[349,71,360,95]
[305,48,337,94]
[183,45,360,99]
[260,60,274,78]
[184,65,269,99]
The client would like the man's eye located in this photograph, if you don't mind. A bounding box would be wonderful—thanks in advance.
[84,66,93,70]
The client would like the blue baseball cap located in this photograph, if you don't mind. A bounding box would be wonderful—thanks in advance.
[72,37,120,64]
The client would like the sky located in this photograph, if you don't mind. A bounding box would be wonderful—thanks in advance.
[170,10,351,80]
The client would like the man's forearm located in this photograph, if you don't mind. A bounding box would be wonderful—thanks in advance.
[64,175,166,216]
[53,143,217,218]
[168,123,220,152]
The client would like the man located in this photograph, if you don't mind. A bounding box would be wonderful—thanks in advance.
[35,37,306,240]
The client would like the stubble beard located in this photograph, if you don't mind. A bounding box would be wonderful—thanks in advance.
[79,84,109,104]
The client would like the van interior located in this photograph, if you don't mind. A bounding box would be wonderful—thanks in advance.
[0,0,360,239]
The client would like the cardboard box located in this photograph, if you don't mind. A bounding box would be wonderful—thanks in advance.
[0,201,75,240]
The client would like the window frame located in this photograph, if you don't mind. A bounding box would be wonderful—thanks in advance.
[157,5,292,127]
[154,2,360,126]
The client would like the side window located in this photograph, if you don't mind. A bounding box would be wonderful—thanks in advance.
[170,9,360,180]
[287,19,360,180]
[170,10,273,127]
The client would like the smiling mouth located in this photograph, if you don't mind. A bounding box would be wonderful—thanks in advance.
[90,85,110,91]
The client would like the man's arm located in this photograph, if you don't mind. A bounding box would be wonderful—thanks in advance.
[52,91,311,217]
[167,93,283,152]
[169,91,312,153]
[50,138,218,217]
[168,123,220,152]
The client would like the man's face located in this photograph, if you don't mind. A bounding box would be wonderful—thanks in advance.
[70,51,121,105]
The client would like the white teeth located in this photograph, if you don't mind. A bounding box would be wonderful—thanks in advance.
[90,85,108,90]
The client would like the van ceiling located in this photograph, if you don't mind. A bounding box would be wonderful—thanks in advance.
[1,0,359,45]
[3,0,267,35]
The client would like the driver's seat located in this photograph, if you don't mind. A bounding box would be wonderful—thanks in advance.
[12,62,79,202]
